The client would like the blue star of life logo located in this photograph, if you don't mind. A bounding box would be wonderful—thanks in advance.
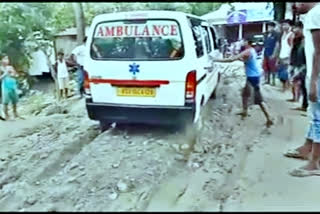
[129,63,140,75]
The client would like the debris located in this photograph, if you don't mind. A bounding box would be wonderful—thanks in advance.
[109,192,118,200]
[70,162,79,170]
[117,180,129,193]
[40,153,49,159]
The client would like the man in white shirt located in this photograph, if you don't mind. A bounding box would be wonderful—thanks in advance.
[55,51,70,100]
[71,37,86,98]
[284,2,320,177]
[277,19,295,92]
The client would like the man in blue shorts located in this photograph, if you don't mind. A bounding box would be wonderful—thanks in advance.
[214,38,273,128]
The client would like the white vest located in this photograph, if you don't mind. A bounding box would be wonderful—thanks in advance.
[279,31,293,59]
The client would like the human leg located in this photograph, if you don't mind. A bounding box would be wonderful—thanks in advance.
[3,104,8,120]
[263,57,270,84]
[239,82,250,119]
[292,103,320,172]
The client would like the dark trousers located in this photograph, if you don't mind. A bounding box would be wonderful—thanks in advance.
[301,73,308,109]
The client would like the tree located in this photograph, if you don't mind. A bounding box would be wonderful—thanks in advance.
[73,3,85,45]
[274,2,286,21]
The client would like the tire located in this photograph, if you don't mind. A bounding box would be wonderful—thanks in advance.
[99,121,111,132]
[210,72,221,100]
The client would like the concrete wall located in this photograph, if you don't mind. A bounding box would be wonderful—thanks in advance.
[54,35,78,59]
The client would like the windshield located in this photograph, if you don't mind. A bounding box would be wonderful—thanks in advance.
[90,19,184,61]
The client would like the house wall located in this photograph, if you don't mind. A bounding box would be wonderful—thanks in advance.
[54,35,78,59]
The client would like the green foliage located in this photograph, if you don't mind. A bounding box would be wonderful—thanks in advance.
[0,3,54,71]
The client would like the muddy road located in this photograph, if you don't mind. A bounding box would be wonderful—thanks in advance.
[0,62,283,211]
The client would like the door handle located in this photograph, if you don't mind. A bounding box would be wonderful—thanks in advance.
[204,66,213,72]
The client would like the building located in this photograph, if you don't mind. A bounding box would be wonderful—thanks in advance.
[54,27,90,58]
[202,2,292,43]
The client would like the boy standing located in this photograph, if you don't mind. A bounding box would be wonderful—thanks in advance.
[55,51,70,100]
[263,22,280,86]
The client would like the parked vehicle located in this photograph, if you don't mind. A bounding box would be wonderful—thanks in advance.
[84,10,221,130]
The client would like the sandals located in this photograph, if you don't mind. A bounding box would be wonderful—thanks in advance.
[289,168,320,177]
[291,107,307,112]
[283,149,309,160]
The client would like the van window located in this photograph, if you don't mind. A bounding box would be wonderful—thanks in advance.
[90,19,184,61]
[202,26,212,54]
[209,27,218,49]
[191,25,204,58]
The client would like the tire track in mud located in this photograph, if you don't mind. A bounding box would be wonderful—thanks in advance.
[0,63,256,211]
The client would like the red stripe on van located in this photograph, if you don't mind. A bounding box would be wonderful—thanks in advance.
[89,79,169,87]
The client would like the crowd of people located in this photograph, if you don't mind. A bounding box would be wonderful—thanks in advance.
[0,4,319,178]
[215,2,320,177]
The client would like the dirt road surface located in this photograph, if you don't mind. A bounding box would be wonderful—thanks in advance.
[0,62,316,211]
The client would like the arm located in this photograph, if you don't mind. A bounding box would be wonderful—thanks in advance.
[0,72,6,80]
[288,33,295,47]
[8,66,18,77]
[309,29,320,102]
[271,41,280,58]
[214,49,250,63]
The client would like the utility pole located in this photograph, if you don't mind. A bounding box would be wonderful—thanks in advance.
[72,3,85,45]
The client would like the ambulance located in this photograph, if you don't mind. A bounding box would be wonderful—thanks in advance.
[84,11,221,130]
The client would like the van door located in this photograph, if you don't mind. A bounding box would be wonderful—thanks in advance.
[200,23,216,105]
[87,19,188,107]
[207,26,221,95]
[185,18,212,122]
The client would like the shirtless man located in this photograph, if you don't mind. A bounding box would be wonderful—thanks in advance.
[214,38,273,127]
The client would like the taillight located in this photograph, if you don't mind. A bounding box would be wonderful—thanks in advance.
[84,70,91,95]
[185,70,196,103]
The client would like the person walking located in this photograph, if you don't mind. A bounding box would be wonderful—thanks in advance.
[71,37,87,98]
[214,38,273,127]
[278,19,295,92]
[263,22,280,86]
[283,2,320,177]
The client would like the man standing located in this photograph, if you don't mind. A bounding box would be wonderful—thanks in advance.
[278,19,295,92]
[71,37,87,98]
[263,22,280,86]
[214,38,273,127]
[288,21,308,110]
[284,2,320,177]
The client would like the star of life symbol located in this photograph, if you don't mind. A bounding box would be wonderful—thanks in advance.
[129,63,140,76]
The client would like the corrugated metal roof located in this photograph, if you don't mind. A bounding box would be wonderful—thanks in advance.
[55,27,90,37]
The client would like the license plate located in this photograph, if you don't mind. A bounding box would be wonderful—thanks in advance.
[117,87,156,97]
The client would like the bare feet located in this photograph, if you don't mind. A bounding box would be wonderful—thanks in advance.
[286,99,295,102]
[266,120,274,128]
[300,161,320,171]
[236,112,248,120]
[291,107,307,112]
[284,146,311,160]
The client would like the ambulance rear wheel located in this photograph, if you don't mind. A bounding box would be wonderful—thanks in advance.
[99,121,111,132]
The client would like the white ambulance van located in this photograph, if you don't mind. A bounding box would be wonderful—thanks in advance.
[84,11,221,130]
